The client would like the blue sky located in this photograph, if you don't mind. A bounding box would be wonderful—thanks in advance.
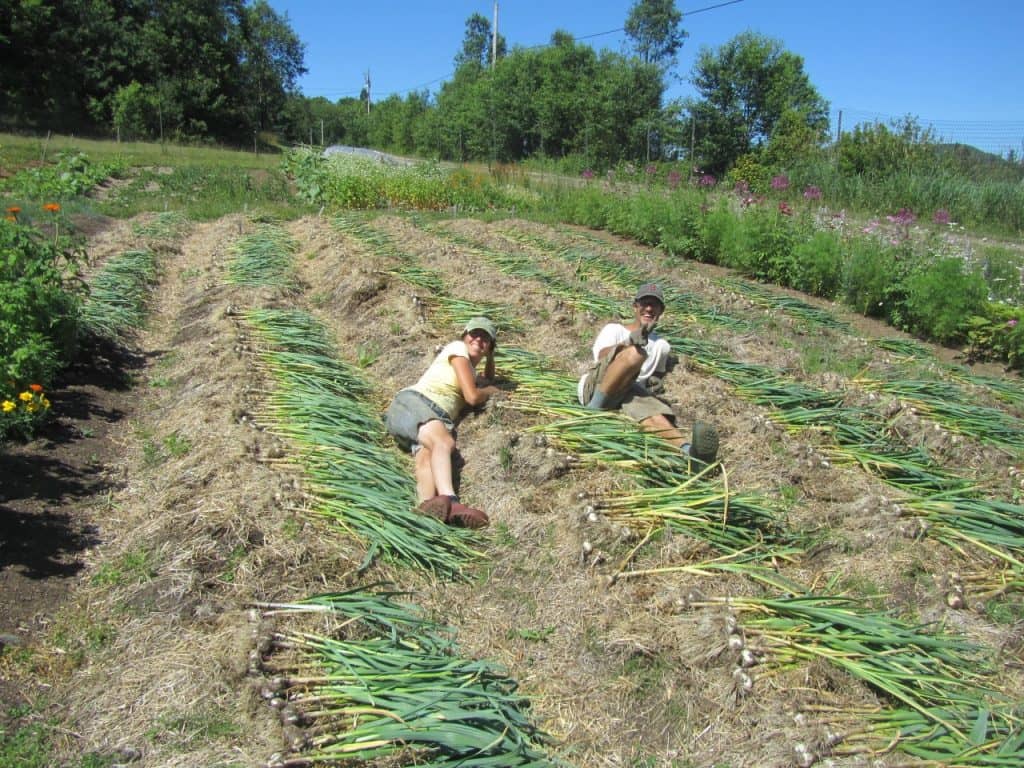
[266,0,1024,155]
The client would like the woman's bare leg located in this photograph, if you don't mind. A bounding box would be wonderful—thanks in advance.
[416,419,456,498]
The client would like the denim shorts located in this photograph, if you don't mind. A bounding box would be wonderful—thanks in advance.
[385,389,455,452]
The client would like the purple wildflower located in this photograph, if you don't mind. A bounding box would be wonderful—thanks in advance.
[733,179,750,195]
[645,163,657,176]
[1008,319,1019,328]
[887,208,916,225]
[581,169,594,180]
[933,208,951,225]
[667,170,681,190]
[771,174,790,191]
[803,185,822,200]
[698,174,717,188]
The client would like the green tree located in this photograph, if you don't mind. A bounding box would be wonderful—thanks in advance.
[236,0,307,139]
[1,0,305,145]
[1,0,143,132]
[111,81,153,141]
[367,93,428,154]
[433,29,664,166]
[454,12,506,70]
[686,31,829,173]
[762,108,829,168]
[624,0,686,68]
[835,116,939,177]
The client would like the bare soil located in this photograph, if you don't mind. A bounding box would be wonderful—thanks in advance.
[1,209,1022,768]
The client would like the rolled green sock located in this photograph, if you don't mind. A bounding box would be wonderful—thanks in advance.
[586,389,610,409]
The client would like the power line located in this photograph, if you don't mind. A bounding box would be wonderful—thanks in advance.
[303,1,745,100]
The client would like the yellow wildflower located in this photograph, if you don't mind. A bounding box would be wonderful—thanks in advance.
[19,391,33,402]
[2,400,15,413]
[41,396,51,409]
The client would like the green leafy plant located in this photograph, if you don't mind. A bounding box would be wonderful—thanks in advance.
[735,203,800,283]
[355,342,380,368]
[2,151,123,200]
[162,432,191,457]
[901,257,988,343]
[842,237,903,318]
[90,548,157,586]
[0,215,83,412]
[0,208,88,443]
[790,229,843,298]
[964,304,1024,369]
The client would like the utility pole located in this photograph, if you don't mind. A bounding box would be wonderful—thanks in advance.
[689,111,696,166]
[491,2,498,70]
[834,109,843,167]
[364,70,371,114]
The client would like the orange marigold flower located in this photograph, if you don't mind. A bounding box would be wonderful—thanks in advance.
[29,383,43,393]
[6,206,20,214]
[43,203,61,212]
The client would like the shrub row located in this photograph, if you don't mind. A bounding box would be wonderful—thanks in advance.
[536,182,1023,369]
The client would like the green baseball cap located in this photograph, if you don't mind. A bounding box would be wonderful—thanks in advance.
[462,316,497,342]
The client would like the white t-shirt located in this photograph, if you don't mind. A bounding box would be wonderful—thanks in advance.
[577,323,670,402]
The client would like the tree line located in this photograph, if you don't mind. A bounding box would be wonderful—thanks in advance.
[2,0,824,172]
[5,0,1018,182]
[2,0,305,145]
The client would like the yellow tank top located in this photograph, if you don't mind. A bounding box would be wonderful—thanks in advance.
[411,340,474,419]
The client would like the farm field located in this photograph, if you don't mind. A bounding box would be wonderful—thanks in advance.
[2,202,1024,768]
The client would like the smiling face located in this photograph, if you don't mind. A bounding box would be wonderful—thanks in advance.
[463,329,494,363]
[633,296,664,327]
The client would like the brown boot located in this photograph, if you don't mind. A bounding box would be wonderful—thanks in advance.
[447,501,489,529]
[416,495,451,522]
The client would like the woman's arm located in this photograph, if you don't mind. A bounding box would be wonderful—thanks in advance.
[482,348,495,381]
[452,355,499,407]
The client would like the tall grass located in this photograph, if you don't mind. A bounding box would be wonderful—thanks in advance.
[789,159,1024,235]
[0,131,283,169]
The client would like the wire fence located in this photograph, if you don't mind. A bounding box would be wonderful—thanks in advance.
[831,108,1024,159]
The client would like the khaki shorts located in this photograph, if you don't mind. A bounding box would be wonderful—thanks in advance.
[385,389,455,453]
[578,344,675,423]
